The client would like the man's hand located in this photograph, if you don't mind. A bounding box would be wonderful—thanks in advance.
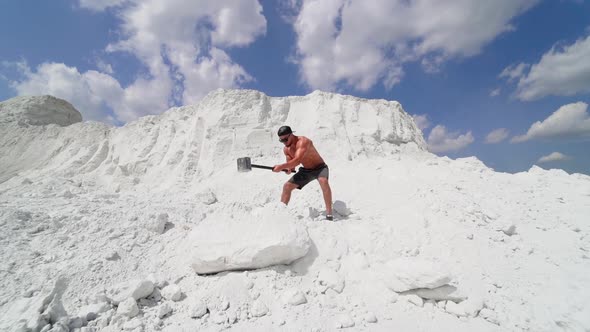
[273,165,296,173]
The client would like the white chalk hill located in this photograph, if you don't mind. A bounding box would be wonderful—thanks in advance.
[0,90,423,274]
[0,89,424,188]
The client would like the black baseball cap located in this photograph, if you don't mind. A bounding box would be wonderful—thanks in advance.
[277,125,293,136]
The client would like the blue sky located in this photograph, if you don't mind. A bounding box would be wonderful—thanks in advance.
[1,0,589,175]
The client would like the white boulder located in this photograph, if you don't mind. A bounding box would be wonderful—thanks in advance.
[363,312,378,323]
[250,300,269,318]
[445,300,467,317]
[145,214,167,234]
[78,302,110,321]
[161,284,182,301]
[414,285,467,302]
[107,279,154,305]
[317,269,345,293]
[282,289,307,306]
[184,203,311,274]
[157,303,173,318]
[197,189,217,205]
[116,298,139,318]
[381,258,453,292]
[335,314,355,329]
[189,301,208,318]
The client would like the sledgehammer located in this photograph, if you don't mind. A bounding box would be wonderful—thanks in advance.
[237,157,291,173]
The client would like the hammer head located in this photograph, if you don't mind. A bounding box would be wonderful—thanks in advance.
[237,157,252,172]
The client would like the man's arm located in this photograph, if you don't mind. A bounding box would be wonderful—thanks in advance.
[284,148,296,173]
[284,147,292,163]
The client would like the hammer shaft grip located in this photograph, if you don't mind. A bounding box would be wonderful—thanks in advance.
[251,164,274,170]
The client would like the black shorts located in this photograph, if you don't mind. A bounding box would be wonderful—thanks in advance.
[289,163,329,189]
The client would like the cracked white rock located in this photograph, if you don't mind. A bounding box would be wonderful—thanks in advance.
[250,300,269,318]
[317,269,345,293]
[107,279,154,305]
[189,300,208,318]
[117,298,139,318]
[157,302,173,318]
[161,284,182,301]
[184,203,311,274]
[445,300,467,317]
[335,314,355,329]
[283,289,307,306]
[364,312,378,323]
[381,258,453,292]
[414,285,467,302]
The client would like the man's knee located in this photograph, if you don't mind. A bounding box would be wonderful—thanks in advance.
[318,177,330,187]
[283,182,298,191]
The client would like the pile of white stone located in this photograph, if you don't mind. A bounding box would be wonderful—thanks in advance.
[381,258,495,324]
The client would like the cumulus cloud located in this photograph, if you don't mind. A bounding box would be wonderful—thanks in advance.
[490,88,501,97]
[485,128,509,143]
[8,62,123,124]
[95,59,114,75]
[509,34,590,100]
[7,60,175,124]
[106,0,266,106]
[8,1,267,123]
[499,63,529,83]
[537,152,570,163]
[289,0,538,91]
[512,102,590,142]
[427,125,474,153]
[412,114,431,131]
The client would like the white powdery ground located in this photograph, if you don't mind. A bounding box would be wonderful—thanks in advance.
[0,90,589,332]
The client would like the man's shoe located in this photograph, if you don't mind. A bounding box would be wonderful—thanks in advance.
[326,214,333,221]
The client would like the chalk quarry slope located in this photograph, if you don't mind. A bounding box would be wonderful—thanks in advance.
[0,89,425,189]
[0,90,589,332]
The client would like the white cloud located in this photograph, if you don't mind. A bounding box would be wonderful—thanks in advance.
[95,59,114,75]
[289,0,539,91]
[537,152,570,163]
[485,128,509,144]
[512,102,590,142]
[277,0,303,23]
[499,63,529,82]
[412,114,431,131]
[9,62,123,124]
[513,34,590,100]
[490,88,501,97]
[427,125,474,153]
[8,1,267,123]
[105,0,266,105]
[167,46,253,105]
[8,61,179,123]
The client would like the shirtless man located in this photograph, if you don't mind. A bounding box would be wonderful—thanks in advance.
[272,126,333,220]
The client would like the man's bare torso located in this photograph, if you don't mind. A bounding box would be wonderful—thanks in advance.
[284,136,325,169]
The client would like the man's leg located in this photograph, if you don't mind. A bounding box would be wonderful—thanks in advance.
[318,177,333,216]
[281,182,299,205]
